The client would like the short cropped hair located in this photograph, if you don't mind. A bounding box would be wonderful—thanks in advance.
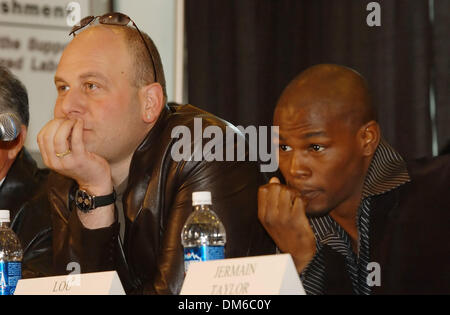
[121,26,167,102]
[0,65,29,127]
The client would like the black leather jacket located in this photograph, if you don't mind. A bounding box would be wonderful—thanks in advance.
[0,148,53,278]
[48,104,276,294]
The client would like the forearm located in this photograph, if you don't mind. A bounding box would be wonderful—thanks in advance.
[298,242,325,295]
[77,205,115,230]
[291,243,317,274]
[53,208,119,274]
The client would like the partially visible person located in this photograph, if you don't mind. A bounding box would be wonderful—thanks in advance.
[0,65,52,277]
[37,13,275,294]
[258,64,450,294]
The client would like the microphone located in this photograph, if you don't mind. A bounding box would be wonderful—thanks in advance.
[0,113,21,141]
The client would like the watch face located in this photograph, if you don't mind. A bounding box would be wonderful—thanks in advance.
[75,189,94,212]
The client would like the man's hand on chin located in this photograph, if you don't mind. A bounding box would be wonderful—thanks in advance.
[258,177,317,273]
[37,118,115,229]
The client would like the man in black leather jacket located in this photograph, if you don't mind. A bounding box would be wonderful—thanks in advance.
[38,14,275,294]
[0,65,52,277]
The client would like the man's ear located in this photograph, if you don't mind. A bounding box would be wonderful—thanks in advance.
[359,120,380,157]
[139,82,164,124]
[7,125,26,160]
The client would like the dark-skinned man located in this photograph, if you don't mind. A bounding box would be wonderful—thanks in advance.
[258,64,450,294]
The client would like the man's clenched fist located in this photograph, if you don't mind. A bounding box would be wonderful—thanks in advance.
[258,177,317,273]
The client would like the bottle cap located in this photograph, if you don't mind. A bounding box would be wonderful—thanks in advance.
[0,210,10,223]
[192,191,212,206]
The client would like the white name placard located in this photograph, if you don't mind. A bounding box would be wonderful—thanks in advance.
[180,254,306,295]
[14,271,125,295]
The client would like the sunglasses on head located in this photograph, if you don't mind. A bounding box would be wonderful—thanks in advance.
[70,12,158,83]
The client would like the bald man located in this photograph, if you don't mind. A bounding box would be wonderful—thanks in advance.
[258,64,450,294]
[37,13,274,294]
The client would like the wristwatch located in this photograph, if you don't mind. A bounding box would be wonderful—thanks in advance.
[75,188,116,213]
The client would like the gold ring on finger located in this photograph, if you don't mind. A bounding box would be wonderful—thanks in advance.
[55,149,72,158]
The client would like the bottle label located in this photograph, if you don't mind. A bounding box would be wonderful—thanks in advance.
[0,262,7,295]
[184,245,225,273]
[7,262,21,295]
[0,261,22,295]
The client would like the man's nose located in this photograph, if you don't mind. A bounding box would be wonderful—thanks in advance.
[289,150,312,178]
[56,88,85,118]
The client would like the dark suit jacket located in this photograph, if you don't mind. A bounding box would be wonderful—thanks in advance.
[323,154,450,294]
[48,104,276,294]
[0,148,53,278]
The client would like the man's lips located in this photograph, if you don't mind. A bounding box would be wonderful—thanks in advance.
[286,182,322,200]
[299,189,321,200]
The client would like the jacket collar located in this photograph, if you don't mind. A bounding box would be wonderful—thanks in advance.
[0,148,48,217]
[135,104,170,153]
[0,148,40,196]
[127,104,171,180]
[362,138,411,199]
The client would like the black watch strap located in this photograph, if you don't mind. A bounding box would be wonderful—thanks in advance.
[75,188,116,213]
[94,190,116,208]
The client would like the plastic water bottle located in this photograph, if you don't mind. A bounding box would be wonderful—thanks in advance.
[181,191,226,273]
[0,210,23,295]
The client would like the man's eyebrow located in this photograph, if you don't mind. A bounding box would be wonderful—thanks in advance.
[79,72,109,82]
[303,131,327,139]
[277,131,327,141]
[54,76,66,84]
[54,72,109,85]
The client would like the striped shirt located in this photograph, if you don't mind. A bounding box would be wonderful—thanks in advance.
[300,139,411,295]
